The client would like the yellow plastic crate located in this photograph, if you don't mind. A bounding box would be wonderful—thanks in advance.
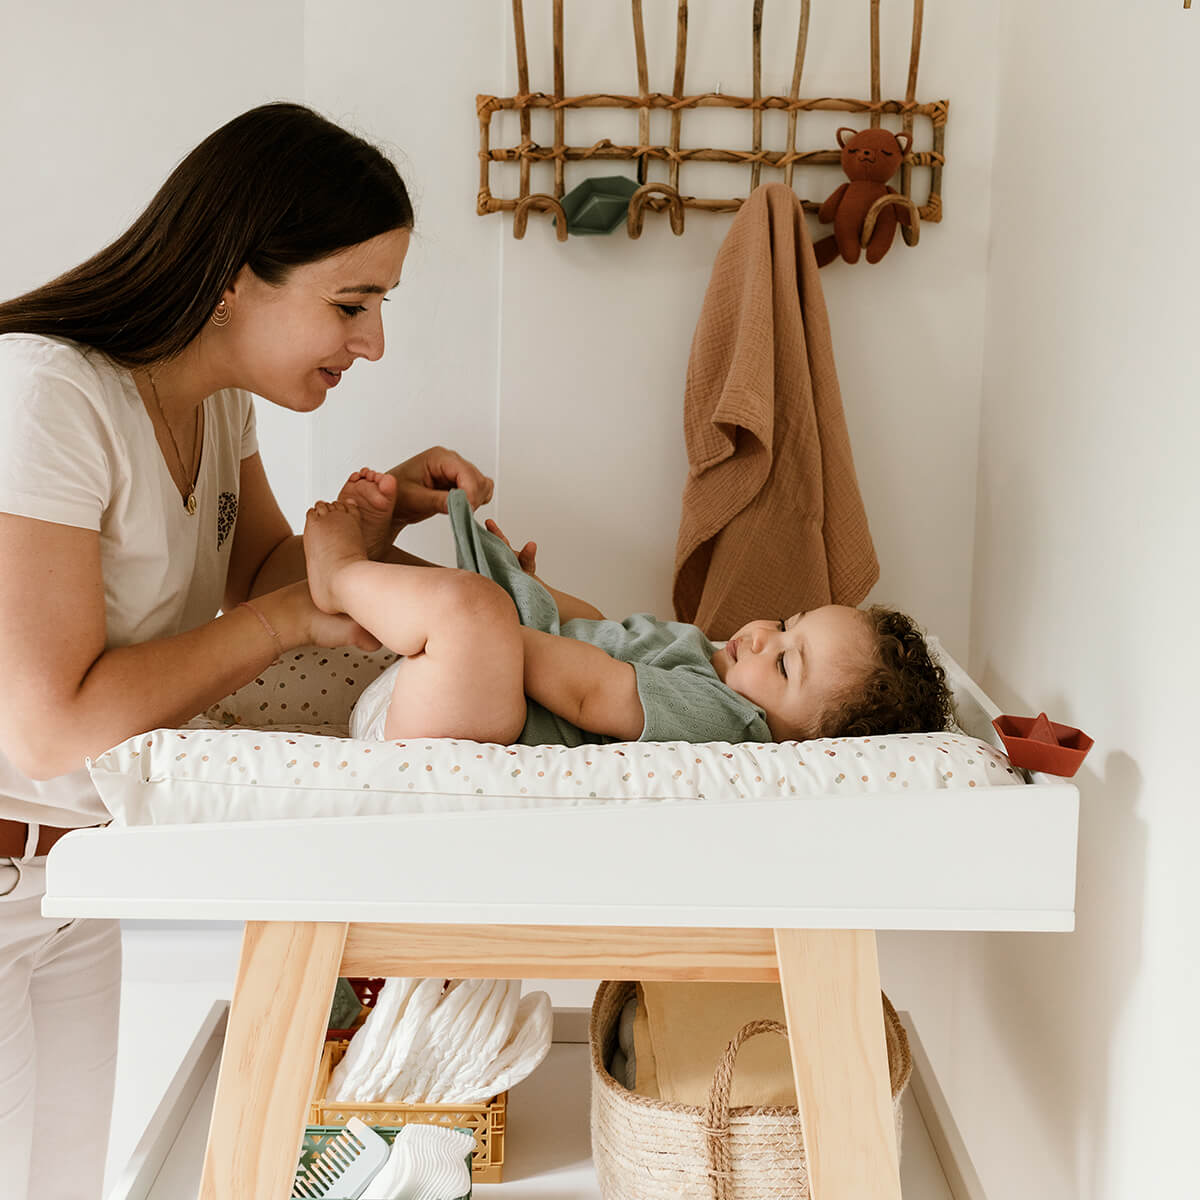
[308,1040,506,1184]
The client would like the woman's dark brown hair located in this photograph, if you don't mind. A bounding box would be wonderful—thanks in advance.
[0,103,413,365]
[827,606,957,737]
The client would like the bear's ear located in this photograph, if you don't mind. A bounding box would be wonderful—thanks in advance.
[894,131,912,154]
[836,127,857,149]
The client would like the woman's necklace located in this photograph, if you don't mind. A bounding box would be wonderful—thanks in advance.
[146,370,200,515]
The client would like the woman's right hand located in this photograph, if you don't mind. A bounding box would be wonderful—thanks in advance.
[386,447,495,530]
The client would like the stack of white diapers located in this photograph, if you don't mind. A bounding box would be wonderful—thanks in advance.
[330,977,553,1106]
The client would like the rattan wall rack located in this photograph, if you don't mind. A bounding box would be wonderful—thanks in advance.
[476,0,947,243]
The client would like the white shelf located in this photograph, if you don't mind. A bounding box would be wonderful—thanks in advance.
[110,1014,958,1200]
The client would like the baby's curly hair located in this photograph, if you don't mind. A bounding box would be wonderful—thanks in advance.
[825,606,956,737]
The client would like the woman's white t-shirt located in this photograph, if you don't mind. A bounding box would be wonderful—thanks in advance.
[0,334,258,826]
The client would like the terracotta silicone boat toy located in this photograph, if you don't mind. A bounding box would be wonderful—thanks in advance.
[992,712,1093,778]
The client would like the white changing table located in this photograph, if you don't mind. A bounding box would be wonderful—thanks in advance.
[43,649,1078,1200]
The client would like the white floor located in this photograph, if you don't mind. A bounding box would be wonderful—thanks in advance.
[105,925,960,1199]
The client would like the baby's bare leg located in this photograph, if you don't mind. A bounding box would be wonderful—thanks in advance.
[304,501,525,743]
[377,569,525,743]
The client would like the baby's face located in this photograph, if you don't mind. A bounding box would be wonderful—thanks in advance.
[710,605,874,740]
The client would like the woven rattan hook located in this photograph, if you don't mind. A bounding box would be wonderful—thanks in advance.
[861,193,920,248]
[513,193,569,241]
[627,183,686,238]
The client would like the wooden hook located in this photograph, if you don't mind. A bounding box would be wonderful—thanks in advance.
[513,194,569,241]
[627,183,686,239]
[861,193,921,248]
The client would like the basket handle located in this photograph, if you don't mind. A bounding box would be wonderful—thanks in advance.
[702,1018,790,1200]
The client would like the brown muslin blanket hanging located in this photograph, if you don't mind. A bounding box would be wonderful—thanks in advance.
[672,183,878,640]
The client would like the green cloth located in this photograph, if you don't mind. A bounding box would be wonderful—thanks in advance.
[449,490,771,747]
[327,977,362,1031]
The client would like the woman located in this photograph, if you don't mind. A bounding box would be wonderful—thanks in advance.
[0,102,492,1198]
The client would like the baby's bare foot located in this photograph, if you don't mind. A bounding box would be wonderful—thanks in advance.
[338,467,398,558]
[304,500,369,613]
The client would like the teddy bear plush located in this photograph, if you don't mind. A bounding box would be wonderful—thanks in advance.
[814,127,914,267]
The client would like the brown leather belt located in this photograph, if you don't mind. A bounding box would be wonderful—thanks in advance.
[0,818,81,859]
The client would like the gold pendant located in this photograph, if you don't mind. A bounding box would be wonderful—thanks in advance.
[185,490,197,515]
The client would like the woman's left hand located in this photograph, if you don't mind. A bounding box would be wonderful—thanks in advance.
[386,446,494,529]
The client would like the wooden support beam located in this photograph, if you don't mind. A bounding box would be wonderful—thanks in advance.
[341,922,781,980]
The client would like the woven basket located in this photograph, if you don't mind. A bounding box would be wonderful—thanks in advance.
[590,980,912,1200]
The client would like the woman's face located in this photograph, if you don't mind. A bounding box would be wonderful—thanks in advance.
[220,226,411,412]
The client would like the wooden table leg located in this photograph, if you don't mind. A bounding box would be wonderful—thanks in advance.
[774,928,901,1200]
[199,921,348,1200]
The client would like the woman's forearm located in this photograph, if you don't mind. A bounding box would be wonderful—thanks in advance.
[12,587,310,780]
[249,533,308,596]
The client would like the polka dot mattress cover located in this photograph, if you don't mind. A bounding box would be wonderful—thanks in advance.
[86,647,1026,827]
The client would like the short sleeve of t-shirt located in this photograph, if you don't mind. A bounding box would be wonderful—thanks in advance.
[239,395,258,461]
[634,661,772,744]
[0,335,115,530]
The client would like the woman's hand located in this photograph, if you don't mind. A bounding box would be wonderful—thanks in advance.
[267,581,382,653]
[484,518,538,575]
[386,447,494,530]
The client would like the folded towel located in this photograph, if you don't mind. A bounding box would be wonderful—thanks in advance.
[328,977,364,1032]
[610,1048,629,1090]
[632,982,660,1097]
[618,993,637,1088]
[640,980,797,1106]
[608,995,639,1090]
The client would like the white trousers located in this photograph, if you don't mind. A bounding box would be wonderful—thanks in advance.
[0,854,121,1200]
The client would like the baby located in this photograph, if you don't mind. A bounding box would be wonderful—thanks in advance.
[304,470,954,748]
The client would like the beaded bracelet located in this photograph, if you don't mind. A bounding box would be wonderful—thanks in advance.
[239,600,283,659]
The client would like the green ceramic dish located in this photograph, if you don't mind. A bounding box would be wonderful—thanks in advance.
[558,175,639,235]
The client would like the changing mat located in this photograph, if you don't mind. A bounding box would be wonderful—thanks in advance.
[85,646,1024,827]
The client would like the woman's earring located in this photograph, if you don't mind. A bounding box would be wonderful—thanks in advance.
[210,299,231,328]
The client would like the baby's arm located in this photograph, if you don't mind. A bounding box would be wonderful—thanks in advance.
[520,627,643,740]
[538,579,605,623]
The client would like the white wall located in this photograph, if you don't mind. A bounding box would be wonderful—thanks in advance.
[486,1,1000,644]
[0,0,1001,657]
[16,8,1197,1194]
[920,1,1197,1195]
